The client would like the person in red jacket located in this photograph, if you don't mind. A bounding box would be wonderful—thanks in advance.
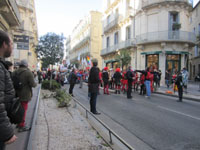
[139,73,146,95]
[121,71,128,93]
[102,67,109,94]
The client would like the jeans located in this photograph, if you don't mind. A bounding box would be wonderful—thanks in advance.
[69,83,75,95]
[0,141,5,150]
[145,80,151,96]
[165,80,169,88]
[90,93,98,113]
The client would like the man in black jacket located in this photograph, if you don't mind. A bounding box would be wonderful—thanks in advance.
[88,60,101,115]
[175,72,183,102]
[126,66,133,99]
[68,68,77,96]
[0,31,17,149]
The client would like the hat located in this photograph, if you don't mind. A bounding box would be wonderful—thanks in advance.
[20,59,28,67]
[104,67,108,71]
[116,68,120,72]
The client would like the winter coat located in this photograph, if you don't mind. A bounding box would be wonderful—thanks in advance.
[12,67,37,102]
[102,70,109,84]
[113,72,122,85]
[175,73,183,88]
[0,58,15,142]
[126,70,133,82]
[88,66,100,93]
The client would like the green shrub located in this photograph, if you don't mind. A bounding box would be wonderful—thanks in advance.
[42,80,61,91]
[55,89,71,107]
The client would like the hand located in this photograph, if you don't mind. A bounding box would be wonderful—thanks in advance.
[5,135,17,144]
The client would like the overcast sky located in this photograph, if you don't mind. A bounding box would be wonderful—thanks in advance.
[35,0,199,38]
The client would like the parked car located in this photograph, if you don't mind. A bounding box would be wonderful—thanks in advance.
[195,73,200,82]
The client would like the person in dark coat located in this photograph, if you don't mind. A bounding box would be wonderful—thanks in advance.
[113,68,122,94]
[102,67,109,95]
[175,72,183,102]
[126,66,133,99]
[0,30,17,149]
[68,69,77,97]
[88,60,101,115]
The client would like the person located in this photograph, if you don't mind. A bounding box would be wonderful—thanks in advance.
[12,59,37,132]
[68,68,77,97]
[182,68,189,93]
[165,69,171,88]
[102,67,109,95]
[139,72,146,95]
[79,69,83,88]
[37,70,42,84]
[88,60,101,115]
[0,30,17,149]
[113,68,122,94]
[126,66,133,99]
[175,71,183,102]
[144,68,151,98]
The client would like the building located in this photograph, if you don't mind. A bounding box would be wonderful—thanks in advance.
[13,0,38,71]
[65,36,71,65]
[0,0,21,62]
[69,11,103,69]
[101,0,196,84]
[190,1,200,79]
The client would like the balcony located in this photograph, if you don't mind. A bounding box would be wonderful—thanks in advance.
[103,15,123,34]
[72,35,90,51]
[0,0,21,27]
[142,0,193,8]
[136,31,196,45]
[101,39,135,56]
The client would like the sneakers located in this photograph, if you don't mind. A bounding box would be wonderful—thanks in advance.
[18,126,31,132]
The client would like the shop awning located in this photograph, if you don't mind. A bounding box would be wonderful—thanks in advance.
[141,51,162,55]
[165,51,189,55]
[104,59,119,64]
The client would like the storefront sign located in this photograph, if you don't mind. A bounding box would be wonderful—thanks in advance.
[141,51,162,55]
[165,51,189,55]
[14,35,29,50]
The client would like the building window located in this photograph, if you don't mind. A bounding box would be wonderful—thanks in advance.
[106,36,110,48]
[126,26,131,40]
[114,32,119,45]
[193,65,196,77]
[169,12,179,31]
[146,55,159,70]
[166,55,181,74]
[195,46,199,57]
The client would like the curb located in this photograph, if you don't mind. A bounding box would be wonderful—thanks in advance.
[154,91,200,102]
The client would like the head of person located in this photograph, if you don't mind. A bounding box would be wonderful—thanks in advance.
[146,67,150,72]
[92,59,98,67]
[0,30,13,58]
[104,67,108,71]
[128,66,131,71]
[19,59,28,68]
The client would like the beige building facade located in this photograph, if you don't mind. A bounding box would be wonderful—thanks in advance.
[69,11,103,69]
[102,0,196,84]
[190,1,200,80]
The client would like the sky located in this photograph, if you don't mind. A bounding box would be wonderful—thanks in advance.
[35,0,102,37]
[35,0,200,38]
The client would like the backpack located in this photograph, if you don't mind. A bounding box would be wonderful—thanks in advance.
[12,70,26,90]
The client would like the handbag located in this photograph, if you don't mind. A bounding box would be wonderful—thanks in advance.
[7,98,25,124]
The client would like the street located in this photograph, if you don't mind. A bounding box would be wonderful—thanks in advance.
[68,84,200,150]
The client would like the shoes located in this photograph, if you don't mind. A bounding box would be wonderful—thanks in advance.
[127,96,132,99]
[18,126,31,132]
[93,111,101,115]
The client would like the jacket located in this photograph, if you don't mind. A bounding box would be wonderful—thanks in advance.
[88,66,100,93]
[102,70,109,84]
[69,72,77,84]
[126,70,133,82]
[0,58,14,142]
[113,72,122,84]
[12,67,37,102]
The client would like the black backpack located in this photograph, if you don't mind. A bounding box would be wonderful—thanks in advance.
[12,70,26,90]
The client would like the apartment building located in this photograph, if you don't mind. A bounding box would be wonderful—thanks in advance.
[190,1,200,79]
[65,36,71,65]
[13,0,38,71]
[69,11,103,69]
[102,0,196,84]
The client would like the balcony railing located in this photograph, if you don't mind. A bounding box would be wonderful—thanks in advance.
[101,39,135,56]
[9,0,21,23]
[72,35,90,51]
[142,0,193,8]
[103,15,123,33]
[136,31,196,44]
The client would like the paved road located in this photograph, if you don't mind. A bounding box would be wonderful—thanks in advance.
[68,84,200,150]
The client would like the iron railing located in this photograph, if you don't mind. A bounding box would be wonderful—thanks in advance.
[103,15,123,33]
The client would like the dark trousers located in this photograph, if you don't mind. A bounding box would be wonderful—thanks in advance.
[178,86,183,101]
[69,83,75,95]
[90,92,98,113]
[0,141,5,150]
[140,84,145,95]
[127,81,132,98]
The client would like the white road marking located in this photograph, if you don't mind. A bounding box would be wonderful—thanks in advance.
[158,106,200,121]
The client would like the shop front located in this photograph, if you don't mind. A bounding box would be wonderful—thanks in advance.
[105,59,120,70]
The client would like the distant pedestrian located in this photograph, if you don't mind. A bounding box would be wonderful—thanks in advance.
[113,68,122,94]
[165,69,171,88]
[37,70,42,84]
[0,30,17,150]
[175,72,183,102]
[126,66,133,99]
[68,69,77,97]
[12,59,37,132]
[145,68,151,98]
[88,60,101,115]
[102,67,109,95]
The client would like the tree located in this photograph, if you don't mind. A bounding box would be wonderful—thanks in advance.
[36,32,65,69]
[115,50,131,70]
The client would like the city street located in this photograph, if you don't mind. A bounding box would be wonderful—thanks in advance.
[69,84,200,150]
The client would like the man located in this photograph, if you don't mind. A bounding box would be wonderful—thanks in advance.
[13,59,37,132]
[102,67,109,95]
[88,60,101,115]
[68,68,77,96]
[126,66,133,99]
[175,71,183,102]
[182,67,189,93]
[0,31,17,149]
